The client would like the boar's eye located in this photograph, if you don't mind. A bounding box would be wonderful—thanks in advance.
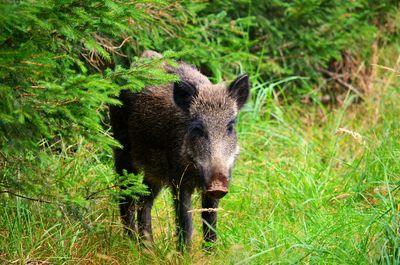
[189,120,206,138]
[227,119,236,134]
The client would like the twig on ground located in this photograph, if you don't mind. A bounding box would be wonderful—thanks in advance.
[0,190,56,204]
[85,184,119,200]
[319,68,365,99]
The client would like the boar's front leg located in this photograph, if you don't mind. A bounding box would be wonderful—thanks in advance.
[137,182,161,243]
[201,193,219,244]
[115,148,138,237]
[173,187,193,250]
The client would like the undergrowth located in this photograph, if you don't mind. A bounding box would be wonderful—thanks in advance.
[1,50,400,264]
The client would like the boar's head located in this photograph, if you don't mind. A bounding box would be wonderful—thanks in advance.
[173,74,250,199]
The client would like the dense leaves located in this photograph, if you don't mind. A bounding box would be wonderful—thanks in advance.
[205,0,399,98]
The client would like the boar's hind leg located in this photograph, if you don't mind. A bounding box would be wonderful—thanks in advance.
[137,181,161,243]
[115,148,138,237]
[173,187,194,250]
[201,193,219,244]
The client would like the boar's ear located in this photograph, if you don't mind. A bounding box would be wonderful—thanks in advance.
[173,80,198,112]
[228,74,250,109]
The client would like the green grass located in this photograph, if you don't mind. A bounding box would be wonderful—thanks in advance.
[2,63,400,264]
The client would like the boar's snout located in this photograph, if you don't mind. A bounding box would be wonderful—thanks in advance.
[207,188,228,199]
[206,172,229,199]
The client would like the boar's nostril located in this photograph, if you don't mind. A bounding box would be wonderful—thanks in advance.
[207,189,228,199]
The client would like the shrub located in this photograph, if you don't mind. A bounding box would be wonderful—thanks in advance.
[0,0,184,206]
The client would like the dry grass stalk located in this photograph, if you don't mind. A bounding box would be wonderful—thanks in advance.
[335,128,363,143]
[187,208,223,213]
[331,193,352,201]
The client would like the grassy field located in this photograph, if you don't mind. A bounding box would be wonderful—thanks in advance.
[1,53,400,264]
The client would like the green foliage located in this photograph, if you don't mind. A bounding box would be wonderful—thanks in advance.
[0,0,181,152]
[162,8,255,82]
[0,0,183,200]
[0,0,399,263]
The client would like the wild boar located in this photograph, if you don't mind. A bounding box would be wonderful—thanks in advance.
[109,51,250,249]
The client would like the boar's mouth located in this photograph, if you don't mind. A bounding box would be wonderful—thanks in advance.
[205,172,229,199]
